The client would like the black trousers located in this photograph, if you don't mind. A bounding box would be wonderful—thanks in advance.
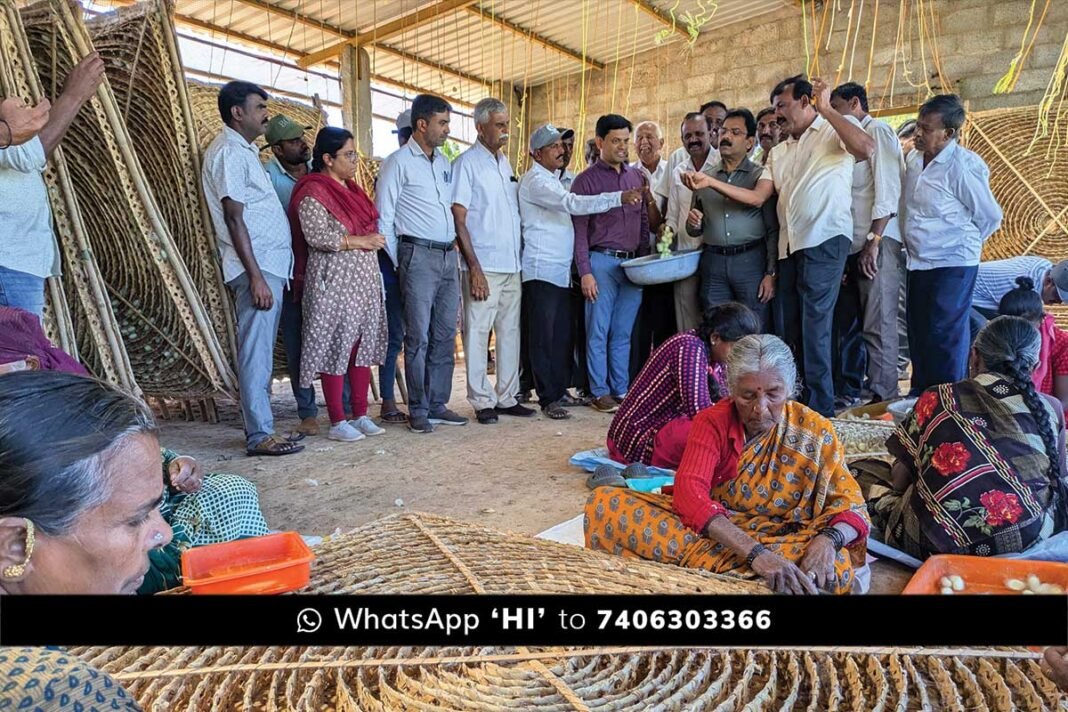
[778,235,850,417]
[524,280,573,407]
[699,245,770,329]
[569,268,589,393]
[907,266,978,395]
[629,281,677,380]
[832,253,867,399]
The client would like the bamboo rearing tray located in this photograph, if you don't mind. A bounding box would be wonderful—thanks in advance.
[19,0,236,398]
[0,0,137,392]
[962,104,1068,330]
[63,644,1059,712]
[86,0,237,373]
[67,516,1058,710]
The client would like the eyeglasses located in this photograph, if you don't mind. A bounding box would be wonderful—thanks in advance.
[719,128,748,138]
[334,150,359,160]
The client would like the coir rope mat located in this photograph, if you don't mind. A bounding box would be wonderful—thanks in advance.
[87,0,238,375]
[19,0,234,398]
[70,514,1057,710]
[0,0,137,391]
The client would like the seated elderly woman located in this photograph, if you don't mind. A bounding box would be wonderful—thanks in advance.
[608,302,760,469]
[0,371,268,594]
[586,334,870,594]
[856,316,1068,559]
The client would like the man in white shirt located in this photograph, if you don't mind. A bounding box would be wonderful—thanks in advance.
[902,94,1003,394]
[682,75,874,416]
[452,98,532,424]
[654,112,718,331]
[202,81,301,456]
[376,94,468,434]
[829,82,905,406]
[968,255,1066,341]
[629,120,674,377]
[662,100,727,193]
[520,124,640,418]
[0,53,103,319]
[753,106,781,165]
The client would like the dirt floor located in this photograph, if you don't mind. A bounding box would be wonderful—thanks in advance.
[160,368,914,594]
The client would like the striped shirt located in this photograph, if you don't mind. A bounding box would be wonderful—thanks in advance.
[972,255,1051,311]
[606,330,721,465]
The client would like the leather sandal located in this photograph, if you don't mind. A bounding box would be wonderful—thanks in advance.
[542,402,572,420]
[247,435,305,457]
[380,410,409,424]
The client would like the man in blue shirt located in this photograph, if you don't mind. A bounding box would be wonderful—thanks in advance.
[263,115,326,438]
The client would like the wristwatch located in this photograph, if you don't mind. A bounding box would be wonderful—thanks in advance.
[865,231,882,243]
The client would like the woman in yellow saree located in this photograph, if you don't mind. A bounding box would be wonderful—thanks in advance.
[585,334,870,594]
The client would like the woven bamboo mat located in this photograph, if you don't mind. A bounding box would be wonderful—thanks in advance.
[19,0,234,398]
[61,645,1058,711]
[0,0,137,391]
[962,105,1068,330]
[67,513,1061,709]
[86,0,237,375]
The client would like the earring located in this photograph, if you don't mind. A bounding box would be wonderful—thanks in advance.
[2,519,35,579]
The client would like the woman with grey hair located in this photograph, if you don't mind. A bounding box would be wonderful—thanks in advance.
[586,334,871,594]
[0,371,269,594]
[857,315,1068,559]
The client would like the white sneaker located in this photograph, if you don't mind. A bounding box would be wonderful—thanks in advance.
[328,421,365,442]
[350,415,385,436]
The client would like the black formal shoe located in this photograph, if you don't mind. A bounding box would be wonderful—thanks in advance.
[496,403,536,417]
[476,408,499,424]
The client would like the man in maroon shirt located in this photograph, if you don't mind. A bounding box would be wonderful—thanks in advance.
[572,114,650,413]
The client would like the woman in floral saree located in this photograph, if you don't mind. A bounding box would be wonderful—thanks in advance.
[585,335,870,595]
[857,316,1067,559]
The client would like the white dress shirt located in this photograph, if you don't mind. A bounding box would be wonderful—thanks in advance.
[557,168,575,189]
[201,126,293,283]
[631,157,666,189]
[901,140,1003,271]
[451,141,522,274]
[848,114,903,252]
[972,255,1052,311]
[656,150,720,250]
[519,162,621,288]
[375,139,455,265]
[764,114,860,254]
[0,137,58,278]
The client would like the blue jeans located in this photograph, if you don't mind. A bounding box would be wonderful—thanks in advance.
[229,273,285,448]
[378,255,405,403]
[0,265,46,319]
[585,251,643,398]
[280,291,318,419]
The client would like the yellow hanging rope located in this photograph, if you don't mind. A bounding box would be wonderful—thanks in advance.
[800,0,811,76]
[624,2,640,118]
[1029,32,1068,157]
[577,0,589,144]
[996,0,1050,94]
[865,0,880,91]
[610,0,625,112]
[834,0,856,85]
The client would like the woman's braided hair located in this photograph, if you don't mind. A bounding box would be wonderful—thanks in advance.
[974,316,1061,486]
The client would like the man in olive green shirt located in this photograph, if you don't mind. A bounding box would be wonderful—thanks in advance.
[686,109,779,327]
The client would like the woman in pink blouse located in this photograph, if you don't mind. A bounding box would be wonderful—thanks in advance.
[606,302,760,468]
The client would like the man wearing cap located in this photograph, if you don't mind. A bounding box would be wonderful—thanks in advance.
[202,81,300,456]
[520,124,642,418]
[393,110,412,148]
[452,98,532,424]
[376,93,467,434]
[262,115,325,437]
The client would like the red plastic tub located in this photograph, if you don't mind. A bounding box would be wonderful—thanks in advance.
[181,532,316,595]
[903,554,1068,595]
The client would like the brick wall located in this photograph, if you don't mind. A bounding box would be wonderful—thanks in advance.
[523,0,1068,158]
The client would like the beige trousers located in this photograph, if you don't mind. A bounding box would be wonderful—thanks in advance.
[674,275,702,332]
[462,270,522,411]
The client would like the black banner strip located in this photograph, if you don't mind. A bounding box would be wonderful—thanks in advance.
[1,595,1064,647]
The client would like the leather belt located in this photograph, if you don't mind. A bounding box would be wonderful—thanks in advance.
[400,235,456,252]
[591,246,637,260]
[703,239,763,256]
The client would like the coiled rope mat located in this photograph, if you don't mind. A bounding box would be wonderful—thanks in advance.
[18,0,235,398]
[0,0,136,391]
[962,104,1068,330]
[86,0,237,373]
[66,516,1056,710]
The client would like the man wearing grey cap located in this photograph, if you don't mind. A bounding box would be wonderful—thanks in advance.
[393,109,412,148]
[519,124,641,418]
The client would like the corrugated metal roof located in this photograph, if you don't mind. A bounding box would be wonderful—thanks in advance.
[170,0,791,104]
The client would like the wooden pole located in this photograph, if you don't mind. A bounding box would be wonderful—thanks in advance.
[340,46,373,157]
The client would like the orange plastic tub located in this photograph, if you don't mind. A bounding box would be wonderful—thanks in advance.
[903,554,1068,595]
[181,532,316,595]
